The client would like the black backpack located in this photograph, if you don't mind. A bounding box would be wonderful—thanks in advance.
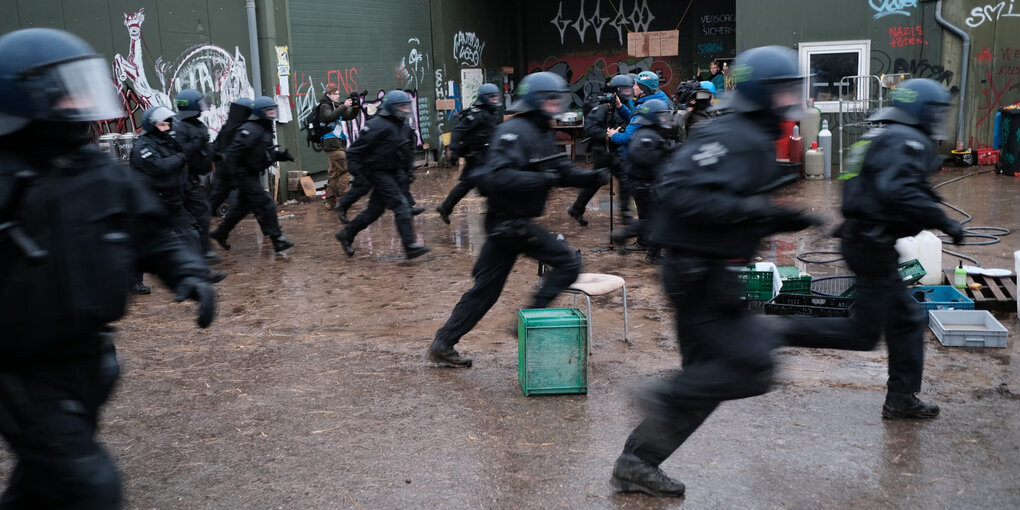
[305,101,330,152]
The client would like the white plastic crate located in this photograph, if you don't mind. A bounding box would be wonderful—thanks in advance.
[929,310,1007,348]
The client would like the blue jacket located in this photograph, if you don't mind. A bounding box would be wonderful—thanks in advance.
[611,90,673,155]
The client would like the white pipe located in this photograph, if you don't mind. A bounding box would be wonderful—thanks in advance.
[935,0,969,148]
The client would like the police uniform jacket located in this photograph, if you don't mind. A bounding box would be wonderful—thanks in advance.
[131,130,189,211]
[224,119,276,175]
[653,111,790,260]
[626,126,668,185]
[840,122,953,242]
[345,115,415,176]
[174,117,213,179]
[477,111,602,224]
[449,101,501,168]
[0,145,208,359]
[584,101,629,154]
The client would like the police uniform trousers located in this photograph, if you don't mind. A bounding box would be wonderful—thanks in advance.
[337,171,371,215]
[344,172,415,247]
[438,161,481,214]
[183,179,212,253]
[432,221,581,348]
[781,233,926,395]
[323,149,348,209]
[617,180,657,247]
[0,334,122,509]
[208,168,235,218]
[569,148,628,216]
[217,170,281,239]
[621,253,775,466]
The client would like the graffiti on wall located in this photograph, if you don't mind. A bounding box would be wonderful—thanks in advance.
[872,50,957,94]
[453,31,485,67]
[550,0,655,45]
[531,54,674,108]
[398,37,430,90]
[868,0,918,20]
[700,14,734,36]
[108,8,255,136]
[698,42,724,55]
[965,1,1020,28]
[888,26,928,47]
[975,70,1016,127]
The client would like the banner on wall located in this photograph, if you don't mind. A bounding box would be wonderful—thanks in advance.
[628,30,679,58]
[461,68,483,106]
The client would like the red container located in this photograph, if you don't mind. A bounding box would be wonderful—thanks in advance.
[775,120,795,160]
[976,148,999,166]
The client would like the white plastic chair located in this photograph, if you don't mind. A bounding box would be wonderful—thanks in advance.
[539,263,629,350]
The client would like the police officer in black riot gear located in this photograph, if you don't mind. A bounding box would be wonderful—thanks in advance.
[208,96,295,253]
[0,28,216,509]
[610,99,672,265]
[173,88,220,264]
[779,78,964,420]
[567,74,633,226]
[207,98,253,218]
[435,82,503,224]
[334,90,430,259]
[611,46,822,497]
[427,72,610,368]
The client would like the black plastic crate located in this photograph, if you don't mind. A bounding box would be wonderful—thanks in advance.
[764,294,855,317]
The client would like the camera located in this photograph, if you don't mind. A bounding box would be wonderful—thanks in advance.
[349,89,367,108]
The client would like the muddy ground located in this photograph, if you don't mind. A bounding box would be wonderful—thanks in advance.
[2,164,1018,509]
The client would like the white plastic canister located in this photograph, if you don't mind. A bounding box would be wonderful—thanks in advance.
[895,236,918,264]
[916,230,943,285]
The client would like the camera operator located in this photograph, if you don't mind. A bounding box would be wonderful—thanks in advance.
[318,86,361,211]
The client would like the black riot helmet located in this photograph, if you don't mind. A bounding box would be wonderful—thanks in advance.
[379,90,413,121]
[723,45,808,121]
[608,74,635,102]
[174,88,207,119]
[509,72,570,117]
[0,28,125,136]
[477,83,501,109]
[868,78,951,139]
[250,96,278,121]
[633,99,672,130]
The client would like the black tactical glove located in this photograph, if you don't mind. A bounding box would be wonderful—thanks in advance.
[274,149,295,162]
[942,220,965,245]
[174,276,216,328]
[591,167,611,187]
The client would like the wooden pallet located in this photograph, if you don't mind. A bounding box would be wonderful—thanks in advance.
[940,269,1017,312]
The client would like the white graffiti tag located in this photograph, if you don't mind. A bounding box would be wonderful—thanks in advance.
[400,37,429,90]
[453,31,485,67]
[551,0,654,45]
[868,0,918,19]
[965,1,1020,27]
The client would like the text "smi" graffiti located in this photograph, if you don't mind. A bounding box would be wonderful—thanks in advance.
[965,1,1020,28]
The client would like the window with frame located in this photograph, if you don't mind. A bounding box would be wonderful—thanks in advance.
[798,40,871,113]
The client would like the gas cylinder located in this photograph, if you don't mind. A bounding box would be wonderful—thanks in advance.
[818,120,833,179]
[788,125,804,164]
[776,120,795,160]
[800,99,821,160]
[804,142,824,179]
[895,236,919,264]
[916,230,944,285]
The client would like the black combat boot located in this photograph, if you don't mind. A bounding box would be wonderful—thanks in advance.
[610,453,686,498]
[436,205,451,225]
[645,248,662,265]
[882,392,940,419]
[405,243,430,259]
[337,208,350,224]
[410,206,426,216]
[271,235,294,252]
[335,229,355,257]
[428,339,473,368]
[567,206,589,226]
[204,251,223,265]
[209,229,230,250]
[207,271,227,283]
[610,229,629,253]
[131,281,151,295]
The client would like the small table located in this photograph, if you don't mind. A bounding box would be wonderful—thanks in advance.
[552,123,584,161]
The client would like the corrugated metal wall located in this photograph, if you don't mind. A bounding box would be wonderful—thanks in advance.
[286,0,437,178]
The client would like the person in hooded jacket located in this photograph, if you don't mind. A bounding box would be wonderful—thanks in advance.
[610,99,673,265]
[209,96,295,253]
[435,82,503,225]
[0,28,215,509]
[207,98,254,219]
[426,72,610,368]
[334,90,430,259]
[778,78,965,421]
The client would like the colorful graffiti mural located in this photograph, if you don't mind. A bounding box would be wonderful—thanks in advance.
[530,54,675,108]
[108,8,255,136]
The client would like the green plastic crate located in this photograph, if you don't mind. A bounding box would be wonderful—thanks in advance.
[736,267,776,301]
[517,308,588,396]
[778,266,812,295]
[898,259,926,285]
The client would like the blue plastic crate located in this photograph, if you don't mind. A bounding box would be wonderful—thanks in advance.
[911,285,974,318]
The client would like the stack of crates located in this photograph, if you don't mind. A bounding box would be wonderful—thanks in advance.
[777,266,812,295]
[517,308,588,396]
[738,265,812,302]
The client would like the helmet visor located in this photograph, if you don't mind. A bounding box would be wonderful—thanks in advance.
[540,92,571,115]
[37,57,125,121]
[768,79,806,121]
[394,103,412,121]
[927,104,950,140]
